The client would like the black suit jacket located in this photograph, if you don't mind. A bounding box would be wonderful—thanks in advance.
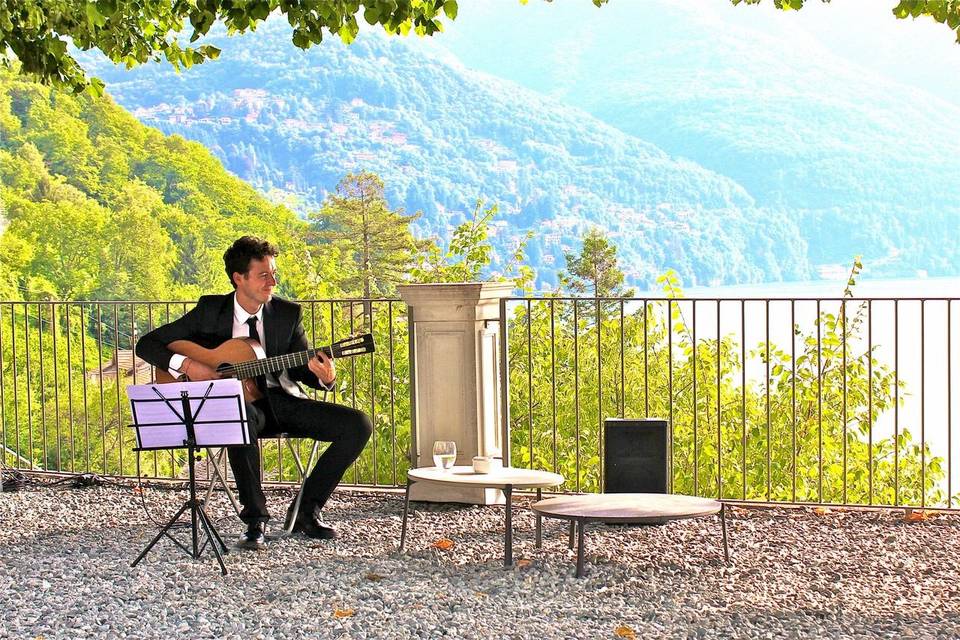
[135,293,328,394]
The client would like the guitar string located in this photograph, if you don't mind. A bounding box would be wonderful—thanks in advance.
[213,337,368,380]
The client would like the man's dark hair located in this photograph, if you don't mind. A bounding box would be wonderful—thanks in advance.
[223,236,279,288]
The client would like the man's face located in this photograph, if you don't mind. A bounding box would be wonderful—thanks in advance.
[234,256,278,310]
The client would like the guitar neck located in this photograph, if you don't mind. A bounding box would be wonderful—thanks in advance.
[225,333,373,381]
[236,347,326,379]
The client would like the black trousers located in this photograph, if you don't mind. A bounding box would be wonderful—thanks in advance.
[227,388,372,524]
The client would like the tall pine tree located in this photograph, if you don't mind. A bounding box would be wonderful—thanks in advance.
[309,172,428,298]
[561,227,632,298]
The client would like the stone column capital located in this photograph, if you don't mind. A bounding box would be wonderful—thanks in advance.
[398,282,514,322]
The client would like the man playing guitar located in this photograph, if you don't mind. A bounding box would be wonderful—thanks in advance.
[135,236,372,549]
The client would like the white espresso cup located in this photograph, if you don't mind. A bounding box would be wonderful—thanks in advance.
[472,456,502,473]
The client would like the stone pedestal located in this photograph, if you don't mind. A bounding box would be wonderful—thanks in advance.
[398,282,512,504]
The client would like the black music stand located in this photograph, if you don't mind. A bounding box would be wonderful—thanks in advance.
[127,379,250,576]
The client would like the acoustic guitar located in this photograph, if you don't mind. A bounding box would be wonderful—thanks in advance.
[153,333,376,401]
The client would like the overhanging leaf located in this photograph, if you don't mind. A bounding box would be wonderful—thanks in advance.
[443,1,458,20]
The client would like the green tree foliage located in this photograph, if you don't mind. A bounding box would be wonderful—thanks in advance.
[4,0,955,98]
[0,69,311,303]
[412,199,534,290]
[0,301,179,478]
[309,172,429,298]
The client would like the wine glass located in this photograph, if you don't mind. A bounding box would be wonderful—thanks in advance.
[432,441,457,471]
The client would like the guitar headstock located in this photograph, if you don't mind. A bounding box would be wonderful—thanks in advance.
[330,333,376,358]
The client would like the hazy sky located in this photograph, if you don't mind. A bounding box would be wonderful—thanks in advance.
[437,0,960,106]
[706,0,960,103]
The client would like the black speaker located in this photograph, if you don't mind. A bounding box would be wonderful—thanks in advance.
[604,418,669,493]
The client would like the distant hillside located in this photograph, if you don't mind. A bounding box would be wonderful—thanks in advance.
[79,20,810,290]
[436,0,960,280]
[0,69,311,301]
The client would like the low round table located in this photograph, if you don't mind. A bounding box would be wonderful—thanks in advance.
[532,493,729,577]
[400,466,564,567]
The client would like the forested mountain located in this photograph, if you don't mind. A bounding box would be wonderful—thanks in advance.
[0,70,320,302]
[67,1,960,290]
[436,0,960,279]
[77,19,810,290]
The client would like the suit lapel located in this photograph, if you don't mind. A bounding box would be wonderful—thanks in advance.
[262,299,277,357]
[218,293,235,340]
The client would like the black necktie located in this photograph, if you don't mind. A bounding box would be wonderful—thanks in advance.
[245,316,261,345]
[246,316,267,393]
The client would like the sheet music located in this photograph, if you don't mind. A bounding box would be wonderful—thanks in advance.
[127,379,249,449]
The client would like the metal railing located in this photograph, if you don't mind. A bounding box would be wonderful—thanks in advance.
[0,299,409,488]
[6,294,959,511]
[500,296,960,510]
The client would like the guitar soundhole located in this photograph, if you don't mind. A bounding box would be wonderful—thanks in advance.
[216,363,232,376]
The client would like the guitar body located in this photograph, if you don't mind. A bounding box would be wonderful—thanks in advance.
[153,338,264,401]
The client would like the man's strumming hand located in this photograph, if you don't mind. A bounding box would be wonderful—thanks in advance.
[308,350,336,386]
[183,358,220,381]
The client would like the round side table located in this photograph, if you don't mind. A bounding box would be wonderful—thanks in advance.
[533,493,729,577]
[400,466,564,567]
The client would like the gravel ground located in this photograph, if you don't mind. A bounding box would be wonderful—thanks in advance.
[2,479,959,639]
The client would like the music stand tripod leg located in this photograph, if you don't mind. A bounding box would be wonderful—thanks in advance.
[133,445,232,574]
[185,448,231,574]
[131,500,192,568]
[190,459,200,558]
[196,506,229,575]
[195,497,230,556]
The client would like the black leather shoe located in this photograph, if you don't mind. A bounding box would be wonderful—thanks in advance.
[236,521,266,550]
[293,513,338,540]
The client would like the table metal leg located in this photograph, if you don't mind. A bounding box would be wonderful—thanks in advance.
[504,484,513,567]
[535,488,542,549]
[575,519,586,578]
[568,521,575,549]
[720,502,730,563]
[399,479,413,553]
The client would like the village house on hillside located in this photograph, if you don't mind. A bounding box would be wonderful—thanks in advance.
[86,349,153,382]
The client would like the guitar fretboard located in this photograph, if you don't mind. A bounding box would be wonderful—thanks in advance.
[228,346,332,380]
